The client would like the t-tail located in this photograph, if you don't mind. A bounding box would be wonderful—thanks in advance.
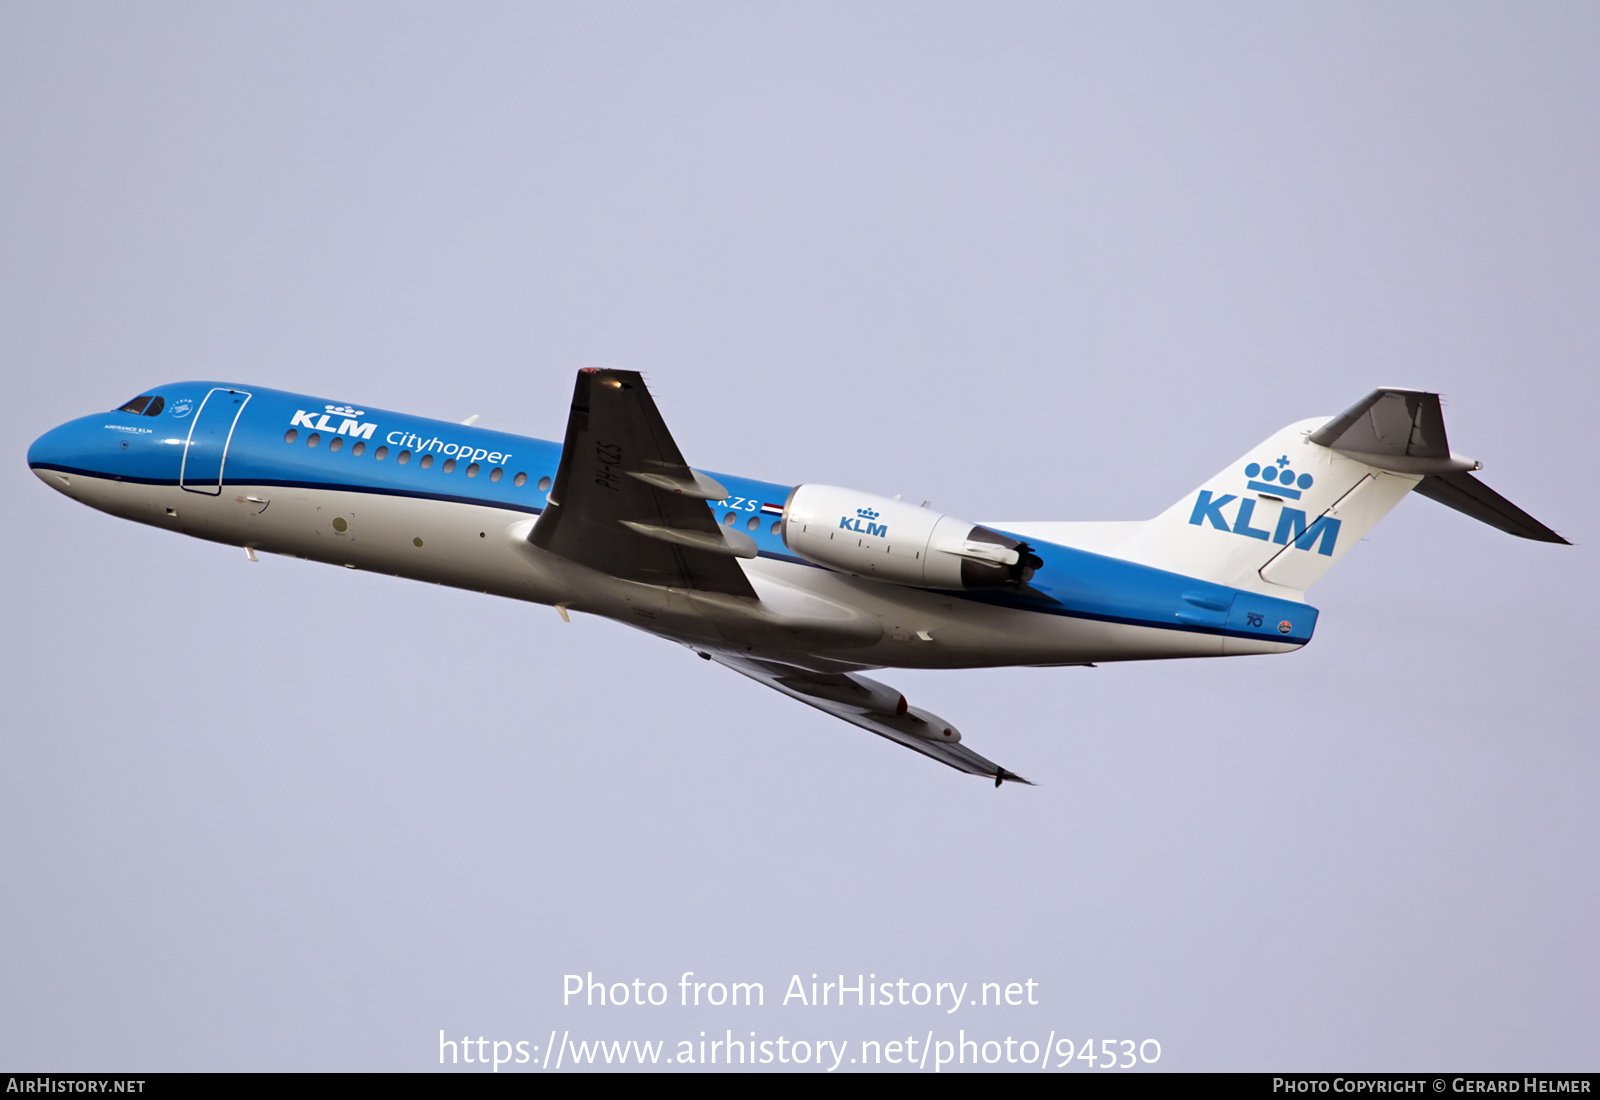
[1117,388,1568,596]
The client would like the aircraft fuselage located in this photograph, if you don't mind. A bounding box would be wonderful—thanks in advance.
[29,381,1313,674]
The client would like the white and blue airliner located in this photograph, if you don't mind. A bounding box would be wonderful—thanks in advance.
[29,374,1565,785]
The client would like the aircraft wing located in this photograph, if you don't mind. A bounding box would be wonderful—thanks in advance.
[530,369,758,597]
[711,653,1032,786]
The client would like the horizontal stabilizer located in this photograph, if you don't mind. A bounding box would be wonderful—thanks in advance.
[1412,471,1569,544]
[1312,388,1567,542]
[1308,388,1478,474]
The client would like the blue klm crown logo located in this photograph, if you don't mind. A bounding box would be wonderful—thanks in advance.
[1188,452,1340,557]
[1245,455,1314,500]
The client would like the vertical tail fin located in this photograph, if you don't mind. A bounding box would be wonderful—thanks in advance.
[1116,389,1565,596]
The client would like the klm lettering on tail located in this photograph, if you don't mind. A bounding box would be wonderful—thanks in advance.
[841,507,888,538]
[1188,455,1340,556]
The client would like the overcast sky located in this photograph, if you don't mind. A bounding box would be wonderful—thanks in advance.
[2,1,1596,1072]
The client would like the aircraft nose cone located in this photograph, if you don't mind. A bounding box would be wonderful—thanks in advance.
[29,423,81,496]
[28,421,78,474]
[28,416,107,492]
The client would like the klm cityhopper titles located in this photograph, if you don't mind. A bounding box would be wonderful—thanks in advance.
[29,375,1567,785]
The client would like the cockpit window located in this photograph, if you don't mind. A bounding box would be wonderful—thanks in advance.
[116,395,165,417]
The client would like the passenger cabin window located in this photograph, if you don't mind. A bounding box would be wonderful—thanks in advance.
[513,472,527,487]
[420,454,434,469]
[352,441,365,456]
[117,395,164,416]
[329,437,343,452]
[442,457,456,473]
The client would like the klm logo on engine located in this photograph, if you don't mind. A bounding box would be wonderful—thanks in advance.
[841,507,888,538]
[1188,455,1340,556]
[289,404,377,440]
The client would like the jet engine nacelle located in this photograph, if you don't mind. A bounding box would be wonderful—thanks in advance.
[782,485,1040,590]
